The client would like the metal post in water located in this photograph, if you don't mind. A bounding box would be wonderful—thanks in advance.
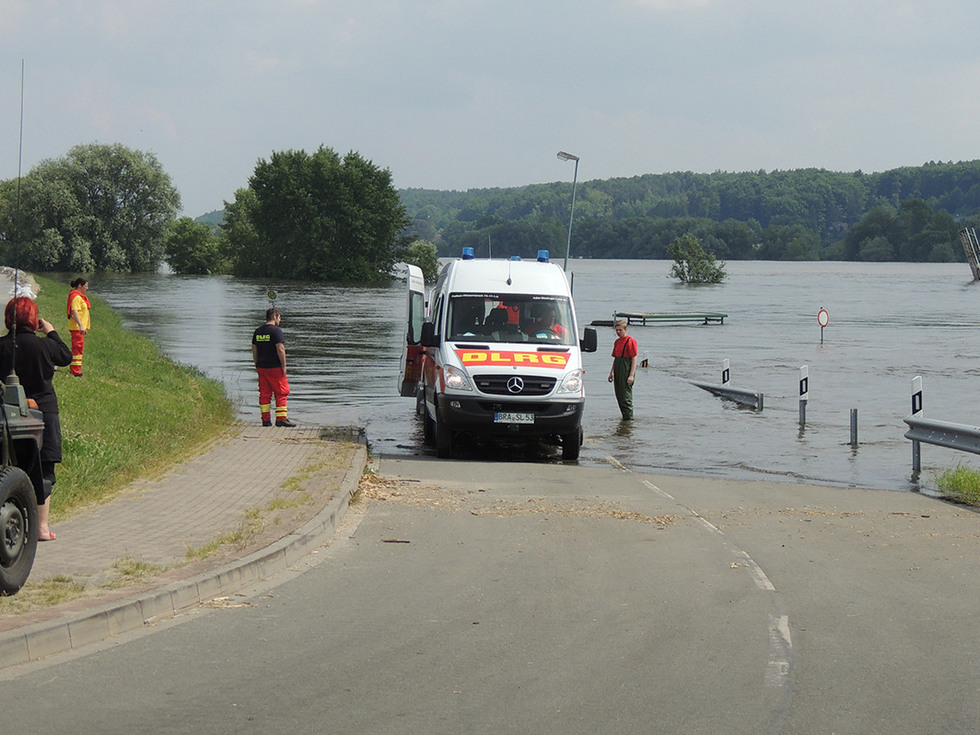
[850,408,858,446]
[799,365,809,427]
[911,376,923,473]
[722,358,730,386]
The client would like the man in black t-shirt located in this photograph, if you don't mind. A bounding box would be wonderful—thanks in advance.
[251,308,295,427]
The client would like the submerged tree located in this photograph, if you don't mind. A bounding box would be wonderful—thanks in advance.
[668,233,727,284]
[400,239,440,282]
[222,147,409,283]
[165,217,225,275]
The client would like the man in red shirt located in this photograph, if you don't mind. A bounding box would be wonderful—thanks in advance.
[607,319,638,420]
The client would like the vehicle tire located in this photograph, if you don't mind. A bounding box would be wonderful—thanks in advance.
[561,428,582,461]
[422,405,435,445]
[435,408,455,459]
[0,466,38,595]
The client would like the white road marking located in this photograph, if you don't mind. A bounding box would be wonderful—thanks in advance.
[766,614,793,688]
[623,470,793,694]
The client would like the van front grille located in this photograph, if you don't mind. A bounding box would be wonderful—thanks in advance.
[473,374,556,396]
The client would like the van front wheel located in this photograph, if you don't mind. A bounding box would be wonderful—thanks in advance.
[435,409,455,459]
[561,428,581,461]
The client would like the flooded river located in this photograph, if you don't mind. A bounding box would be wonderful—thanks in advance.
[95,260,980,492]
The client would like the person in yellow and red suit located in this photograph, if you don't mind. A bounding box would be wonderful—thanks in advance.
[251,307,296,427]
[66,277,91,377]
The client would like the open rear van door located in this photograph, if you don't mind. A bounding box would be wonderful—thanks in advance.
[398,264,426,397]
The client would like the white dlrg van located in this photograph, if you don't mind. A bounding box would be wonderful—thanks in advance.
[400,248,597,460]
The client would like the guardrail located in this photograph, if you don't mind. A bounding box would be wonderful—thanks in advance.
[903,416,980,473]
[690,380,764,410]
[690,359,764,410]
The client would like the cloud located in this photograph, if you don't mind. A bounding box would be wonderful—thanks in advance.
[2,0,980,215]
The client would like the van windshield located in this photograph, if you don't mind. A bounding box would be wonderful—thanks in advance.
[447,294,576,346]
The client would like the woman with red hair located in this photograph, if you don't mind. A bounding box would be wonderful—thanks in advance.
[0,297,72,540]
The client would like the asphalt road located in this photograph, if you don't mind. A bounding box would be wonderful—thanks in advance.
[1,458,978,734]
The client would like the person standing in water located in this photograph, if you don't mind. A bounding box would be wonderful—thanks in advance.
[608,319,638,420]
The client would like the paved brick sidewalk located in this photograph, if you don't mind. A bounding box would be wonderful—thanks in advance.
[32,424,341,581]
[0,423,366,667]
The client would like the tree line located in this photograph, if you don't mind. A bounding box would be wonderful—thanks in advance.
[3,143,979,281]
[403,161,980,262]
[0,143,424,283]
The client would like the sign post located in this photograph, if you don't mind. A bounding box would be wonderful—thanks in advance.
[911,376,923,473]
[799,365,809,426]
[817,307,829,344]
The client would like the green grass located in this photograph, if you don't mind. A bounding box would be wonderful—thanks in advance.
[934,464,980,507]
[183,510,265,559]
[0,575,86,612]
[31,273,236,517]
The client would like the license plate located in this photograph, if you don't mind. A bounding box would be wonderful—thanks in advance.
[494,412,534,424]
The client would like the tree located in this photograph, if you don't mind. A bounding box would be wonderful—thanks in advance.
[842,205,899,260]
[400,239,440,282]
[0,143,180,272]
[857,236,894,261]
[165,217,225,275]
[219,187,262,277]
[223,147,409,283]
[668,233,727,284]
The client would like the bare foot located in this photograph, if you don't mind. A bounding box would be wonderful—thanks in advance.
[38,530,56,541]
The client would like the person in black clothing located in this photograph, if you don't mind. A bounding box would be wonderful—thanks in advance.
[0,297,72,541]
[251,307,295,427]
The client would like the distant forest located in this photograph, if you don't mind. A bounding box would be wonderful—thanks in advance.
[397,161,980,262]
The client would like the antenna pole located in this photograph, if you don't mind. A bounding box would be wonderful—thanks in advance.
[8,60,26,384]
[14,60,24,304]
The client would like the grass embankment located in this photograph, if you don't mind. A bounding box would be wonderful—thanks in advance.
[31,274,235,517]
[934,465,980,507]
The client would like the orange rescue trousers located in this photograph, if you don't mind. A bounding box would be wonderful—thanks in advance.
[257,366,290,422]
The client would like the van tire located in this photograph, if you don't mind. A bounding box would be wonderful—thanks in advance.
[423,406,435,445]
[0,466,39,595]
[561,428,582,461]
[435,410,455,459]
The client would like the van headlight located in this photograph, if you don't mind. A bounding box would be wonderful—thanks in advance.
[556,369,584,395]
[444,365,473,391]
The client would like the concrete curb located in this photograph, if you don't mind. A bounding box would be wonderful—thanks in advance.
[0,440,367,670]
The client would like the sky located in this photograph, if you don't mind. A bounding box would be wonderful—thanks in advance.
[2,0,980,218]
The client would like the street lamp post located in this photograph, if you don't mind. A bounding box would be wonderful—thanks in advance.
[556,150,579,271]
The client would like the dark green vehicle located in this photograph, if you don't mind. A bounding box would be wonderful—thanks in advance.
[0,374,47,595]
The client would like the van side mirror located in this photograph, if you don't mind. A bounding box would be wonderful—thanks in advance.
[580,327,597,353]
[420,321,440,348]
